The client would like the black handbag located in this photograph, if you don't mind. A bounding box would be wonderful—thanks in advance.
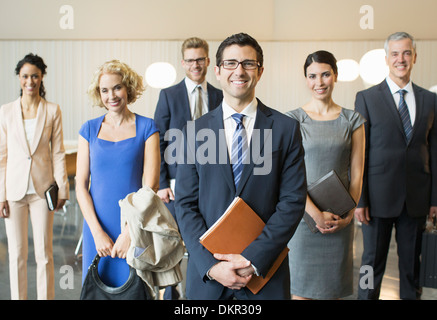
[80,254,151,300]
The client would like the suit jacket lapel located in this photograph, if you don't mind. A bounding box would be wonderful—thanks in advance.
[208,105,236,194]
[177,80,192,121]
[206,83,219,112]
[12,98,31,157]
[236,100,273,196]
[412,83,423,135]
[30,99,46,155]
[379,81,408,142]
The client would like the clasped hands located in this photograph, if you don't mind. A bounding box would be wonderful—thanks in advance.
[315,210,354,234]
[208,253,255,290]
[93,225,131,259]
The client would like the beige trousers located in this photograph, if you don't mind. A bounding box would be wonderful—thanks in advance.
[4,194,54,300]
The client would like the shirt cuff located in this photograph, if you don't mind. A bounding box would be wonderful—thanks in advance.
[206,266,214,280]
[251,264,260,276]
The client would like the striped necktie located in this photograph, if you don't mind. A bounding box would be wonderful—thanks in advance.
[398,89,413,143]
[231,113,248,188]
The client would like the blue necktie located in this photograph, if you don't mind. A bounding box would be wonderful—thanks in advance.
[231,114,248,188]
[398,89,413,143]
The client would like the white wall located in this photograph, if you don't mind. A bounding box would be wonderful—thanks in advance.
[2,39,436,140]
[1,0,437,140]
[1,0,437,41]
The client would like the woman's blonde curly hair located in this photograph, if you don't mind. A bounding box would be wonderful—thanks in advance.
[88,60,145,108]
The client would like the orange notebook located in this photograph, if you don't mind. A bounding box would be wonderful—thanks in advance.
[199,197,289,294]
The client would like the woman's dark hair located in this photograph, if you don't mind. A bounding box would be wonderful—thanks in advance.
[304,50,338,77]
[216,33,263,68]
[15,53,47,98]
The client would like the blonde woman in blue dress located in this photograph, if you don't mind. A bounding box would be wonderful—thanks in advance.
[287,51,365,299]
[76,60,160,289]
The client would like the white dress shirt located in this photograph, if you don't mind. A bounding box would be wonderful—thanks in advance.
[222,98,258,161]
[386,76,416,126]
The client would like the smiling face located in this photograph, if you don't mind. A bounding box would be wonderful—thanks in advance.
[305,62,337,100]
[182,47,210,84]
[99,73,128,112]
[19,63,43,97]
[386,38,417,87]
[214,44,263,111]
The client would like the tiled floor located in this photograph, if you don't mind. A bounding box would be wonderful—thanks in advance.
[0,188,436,300]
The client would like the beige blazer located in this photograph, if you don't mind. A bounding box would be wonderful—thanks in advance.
[0,98,69,203]
[119,186,185,298]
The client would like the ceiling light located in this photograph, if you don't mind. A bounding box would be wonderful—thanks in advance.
[359,49,389,85]
[337,59,360,82]
[145,62,176,89]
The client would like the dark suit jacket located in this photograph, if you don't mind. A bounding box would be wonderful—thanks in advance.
[154,79,222,189]
[174,100,307,299]
[355,80,437,218]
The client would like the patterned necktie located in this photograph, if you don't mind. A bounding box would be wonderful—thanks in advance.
[193,86,203,120]
[231,113,248,188]
[398,89,413,143]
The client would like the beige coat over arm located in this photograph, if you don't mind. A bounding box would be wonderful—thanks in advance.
[119,186,185,298]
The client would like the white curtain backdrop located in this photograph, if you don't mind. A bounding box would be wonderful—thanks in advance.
[1,40,436,140]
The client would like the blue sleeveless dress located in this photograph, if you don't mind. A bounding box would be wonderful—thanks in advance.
[79,113,158,287]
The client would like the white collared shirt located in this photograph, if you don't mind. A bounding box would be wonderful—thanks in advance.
[184,77,208,119]
[222,98,258,160]
[386,76,416,125]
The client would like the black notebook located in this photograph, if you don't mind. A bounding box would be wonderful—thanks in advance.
[304,170,356,233]
[45,183,59,211]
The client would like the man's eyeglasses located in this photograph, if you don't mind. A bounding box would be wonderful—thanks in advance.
[183,57,207,66]
[220,60,261,70]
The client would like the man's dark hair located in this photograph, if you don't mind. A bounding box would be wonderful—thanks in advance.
[216,33,263,68]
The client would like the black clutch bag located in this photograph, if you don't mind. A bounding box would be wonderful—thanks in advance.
[45,182,58,211]
[80,254,151,300]
[304,170,356,233]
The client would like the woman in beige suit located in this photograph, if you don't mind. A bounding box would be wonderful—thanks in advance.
[0,53,69,300]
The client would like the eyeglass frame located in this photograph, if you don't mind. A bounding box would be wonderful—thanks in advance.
[219,59,261,70]
[183,57,208,66]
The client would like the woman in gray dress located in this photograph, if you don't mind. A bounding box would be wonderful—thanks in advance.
[287,51,365,299]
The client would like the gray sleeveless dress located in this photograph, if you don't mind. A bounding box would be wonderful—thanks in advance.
[286,107,365,299]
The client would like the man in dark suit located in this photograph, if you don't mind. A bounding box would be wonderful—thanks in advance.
[154,37,222,300]
[355,32,437,300]
[154,37,223,218]
[174,33,307,300]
